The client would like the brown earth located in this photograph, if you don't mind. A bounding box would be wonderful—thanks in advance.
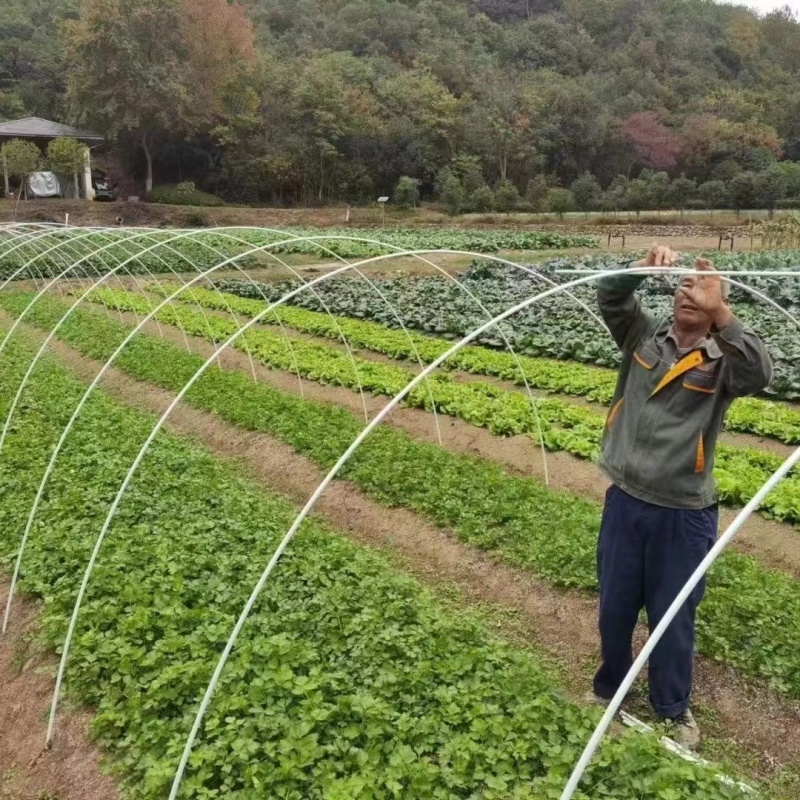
[0,582,118,800]
[0,200,778,263]
[2,314,798,793]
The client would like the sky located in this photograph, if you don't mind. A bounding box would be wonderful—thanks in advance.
[716,0,800,15]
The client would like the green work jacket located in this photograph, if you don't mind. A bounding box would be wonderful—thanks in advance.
[597,269,773,510]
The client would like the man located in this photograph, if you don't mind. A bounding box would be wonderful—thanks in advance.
[590,244,772,749]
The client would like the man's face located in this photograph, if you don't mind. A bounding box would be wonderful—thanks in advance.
[673,276,711,330]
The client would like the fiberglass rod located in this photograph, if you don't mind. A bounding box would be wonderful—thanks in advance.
[166,264,800,800]
[43,245,577,748]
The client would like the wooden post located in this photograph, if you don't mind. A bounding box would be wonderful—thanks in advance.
[609,233,626,251]
[1,149,9,198]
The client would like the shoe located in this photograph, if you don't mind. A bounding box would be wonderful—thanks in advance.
[664,709,701,750]
[583,691,610,708]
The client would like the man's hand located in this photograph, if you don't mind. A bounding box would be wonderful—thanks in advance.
[635,243,679,269]
[679,258,733,329]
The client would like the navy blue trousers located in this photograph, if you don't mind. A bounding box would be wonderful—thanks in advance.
[593,485,717,718]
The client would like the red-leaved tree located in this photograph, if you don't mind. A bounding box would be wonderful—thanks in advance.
[621,112,682,174]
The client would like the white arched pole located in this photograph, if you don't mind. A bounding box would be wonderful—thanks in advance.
[147,226,604,479]
[0,226,152,356]
[0,225,118,296]
[558,444,800,799]
[10,233,551,642]
[180,234,577,479]
[3,231,413,634]
[0,228,246,481]
[146,225,601,475]
[42,246,578,748]
[165,264,799,799]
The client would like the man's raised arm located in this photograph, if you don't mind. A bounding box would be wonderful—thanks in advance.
[597,244,673,351]
[680,258,773,397]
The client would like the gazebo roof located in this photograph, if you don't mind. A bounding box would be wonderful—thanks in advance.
[0,117,104,143]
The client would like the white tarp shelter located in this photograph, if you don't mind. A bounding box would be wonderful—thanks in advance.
[28,171,62,198]
[0,117,104,200]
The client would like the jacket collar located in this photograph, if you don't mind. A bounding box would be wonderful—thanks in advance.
[654,319,723,360]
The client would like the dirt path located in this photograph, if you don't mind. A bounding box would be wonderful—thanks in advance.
[2,312,799,792]
[0,582,118,800]
[88,306,800,582]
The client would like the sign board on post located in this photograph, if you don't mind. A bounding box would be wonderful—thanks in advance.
[377,196,389,224]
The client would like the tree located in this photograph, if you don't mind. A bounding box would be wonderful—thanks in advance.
[621,112,681,173]
[291,54,383,202]
[730,171,759,215]
[0,0,75,121]
[179,0,256,117]
[757,164,788,217]
[785,136,800,162]
[644,171,671,212]
[64,0,191,194]
[680,115,782,178]
[740,146,777,173]
[63,0,256,194]
[627,178,649,215]
[537,77,609,182]
[46,137,85,199]
[1,139,40,195]
[698,180,727,211]
[394,176,420,209]
[464,68,539,184]
[604,175,629,215]
[469,186,495,212]
[571,172,601,215]
[711,159,741,183]
[547,187,574,220]
[454,154,486,196]
[670,176,697,216]
[494,178,521,213]
[18,0,800,209]
[775,161,800,197]
[440,172,464,215]
[376,69,461,162]
[525,175,549,212]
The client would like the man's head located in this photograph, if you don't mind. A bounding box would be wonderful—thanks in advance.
[673,264,729,334]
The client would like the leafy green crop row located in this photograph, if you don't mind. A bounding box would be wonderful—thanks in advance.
[0,226,597,280]
[153,283,800,446]
[3,332,743,800]
[6,292,800,706]
[216,253,800,399]
[82,287,800,526]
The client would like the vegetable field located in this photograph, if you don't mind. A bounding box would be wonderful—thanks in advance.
[0,226,597,281]
[0,223,798,800]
